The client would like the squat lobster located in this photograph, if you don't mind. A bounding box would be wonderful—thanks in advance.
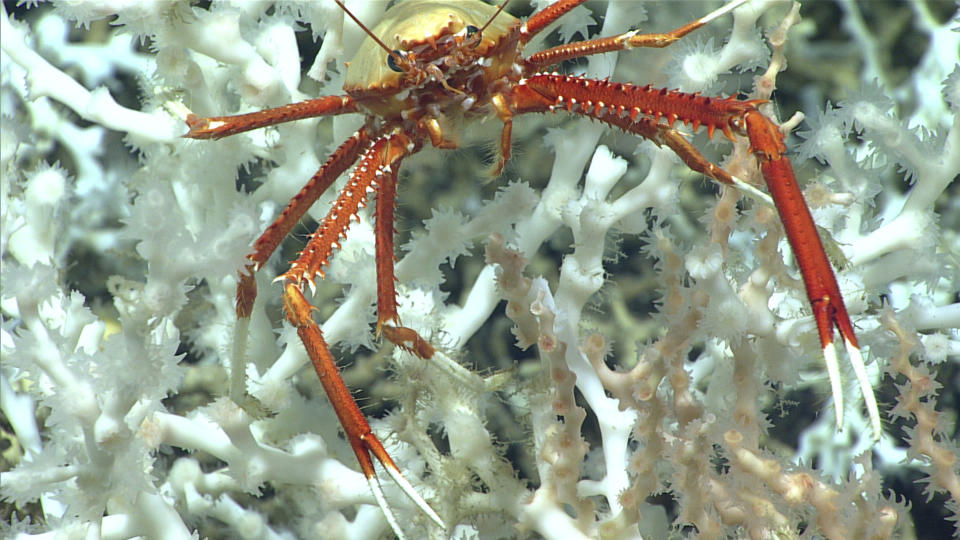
[182,0,879,534]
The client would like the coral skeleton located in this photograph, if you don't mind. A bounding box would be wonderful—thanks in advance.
[1,1,958,538]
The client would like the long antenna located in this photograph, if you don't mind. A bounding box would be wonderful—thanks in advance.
[479,1,510,35]
[333,0,408,70]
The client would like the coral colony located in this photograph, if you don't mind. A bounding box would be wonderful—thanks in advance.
[2,1,958,538]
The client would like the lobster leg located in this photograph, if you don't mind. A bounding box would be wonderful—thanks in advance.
[184,123,370,401]
[185,111,443,532]
[282,283,442,535]
[238,129,371,316]
[185,95,358,139]
[183,100,367,398]
[372,156,437,360]
[280,131,443,532]
[743,111,879,437]
[519,0,587,43]
[522,0,749,67]
[509,74,880,437]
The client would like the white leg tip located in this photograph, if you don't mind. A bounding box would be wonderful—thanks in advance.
[367,474,406,540]
[822,340,844,431]
[382,461,445,529]
[844,336,882,441]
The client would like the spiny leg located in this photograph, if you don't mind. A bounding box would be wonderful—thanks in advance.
[509,74,879,438]
[522,0,749,67]
[280,131,443,533]
[187,108,443,528]
[182,101,367,318]
[371,153,437,360]
[223,129,370,402]
[283,132,411,289]
[182,101,368,401]
[508,75,759,179]
[514,0,878,435]
[237,128,372,317]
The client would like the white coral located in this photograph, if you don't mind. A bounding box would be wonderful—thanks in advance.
[2,1,957,539]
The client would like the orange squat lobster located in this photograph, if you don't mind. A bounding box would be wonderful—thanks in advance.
[183,0,879,534]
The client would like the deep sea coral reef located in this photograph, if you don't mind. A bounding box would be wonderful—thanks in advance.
[2,1,957,538]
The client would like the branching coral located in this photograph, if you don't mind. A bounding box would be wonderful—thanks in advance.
[2,1,957,538]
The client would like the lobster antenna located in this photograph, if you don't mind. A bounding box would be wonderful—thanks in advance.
[479,2,510,35]
[333,0,408,70]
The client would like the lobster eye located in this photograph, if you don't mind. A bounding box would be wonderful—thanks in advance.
[386,50,405,72]
[465,25,481,41]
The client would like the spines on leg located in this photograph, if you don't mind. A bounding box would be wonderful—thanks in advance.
[519,74,764,142]
[281,133,414,290]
